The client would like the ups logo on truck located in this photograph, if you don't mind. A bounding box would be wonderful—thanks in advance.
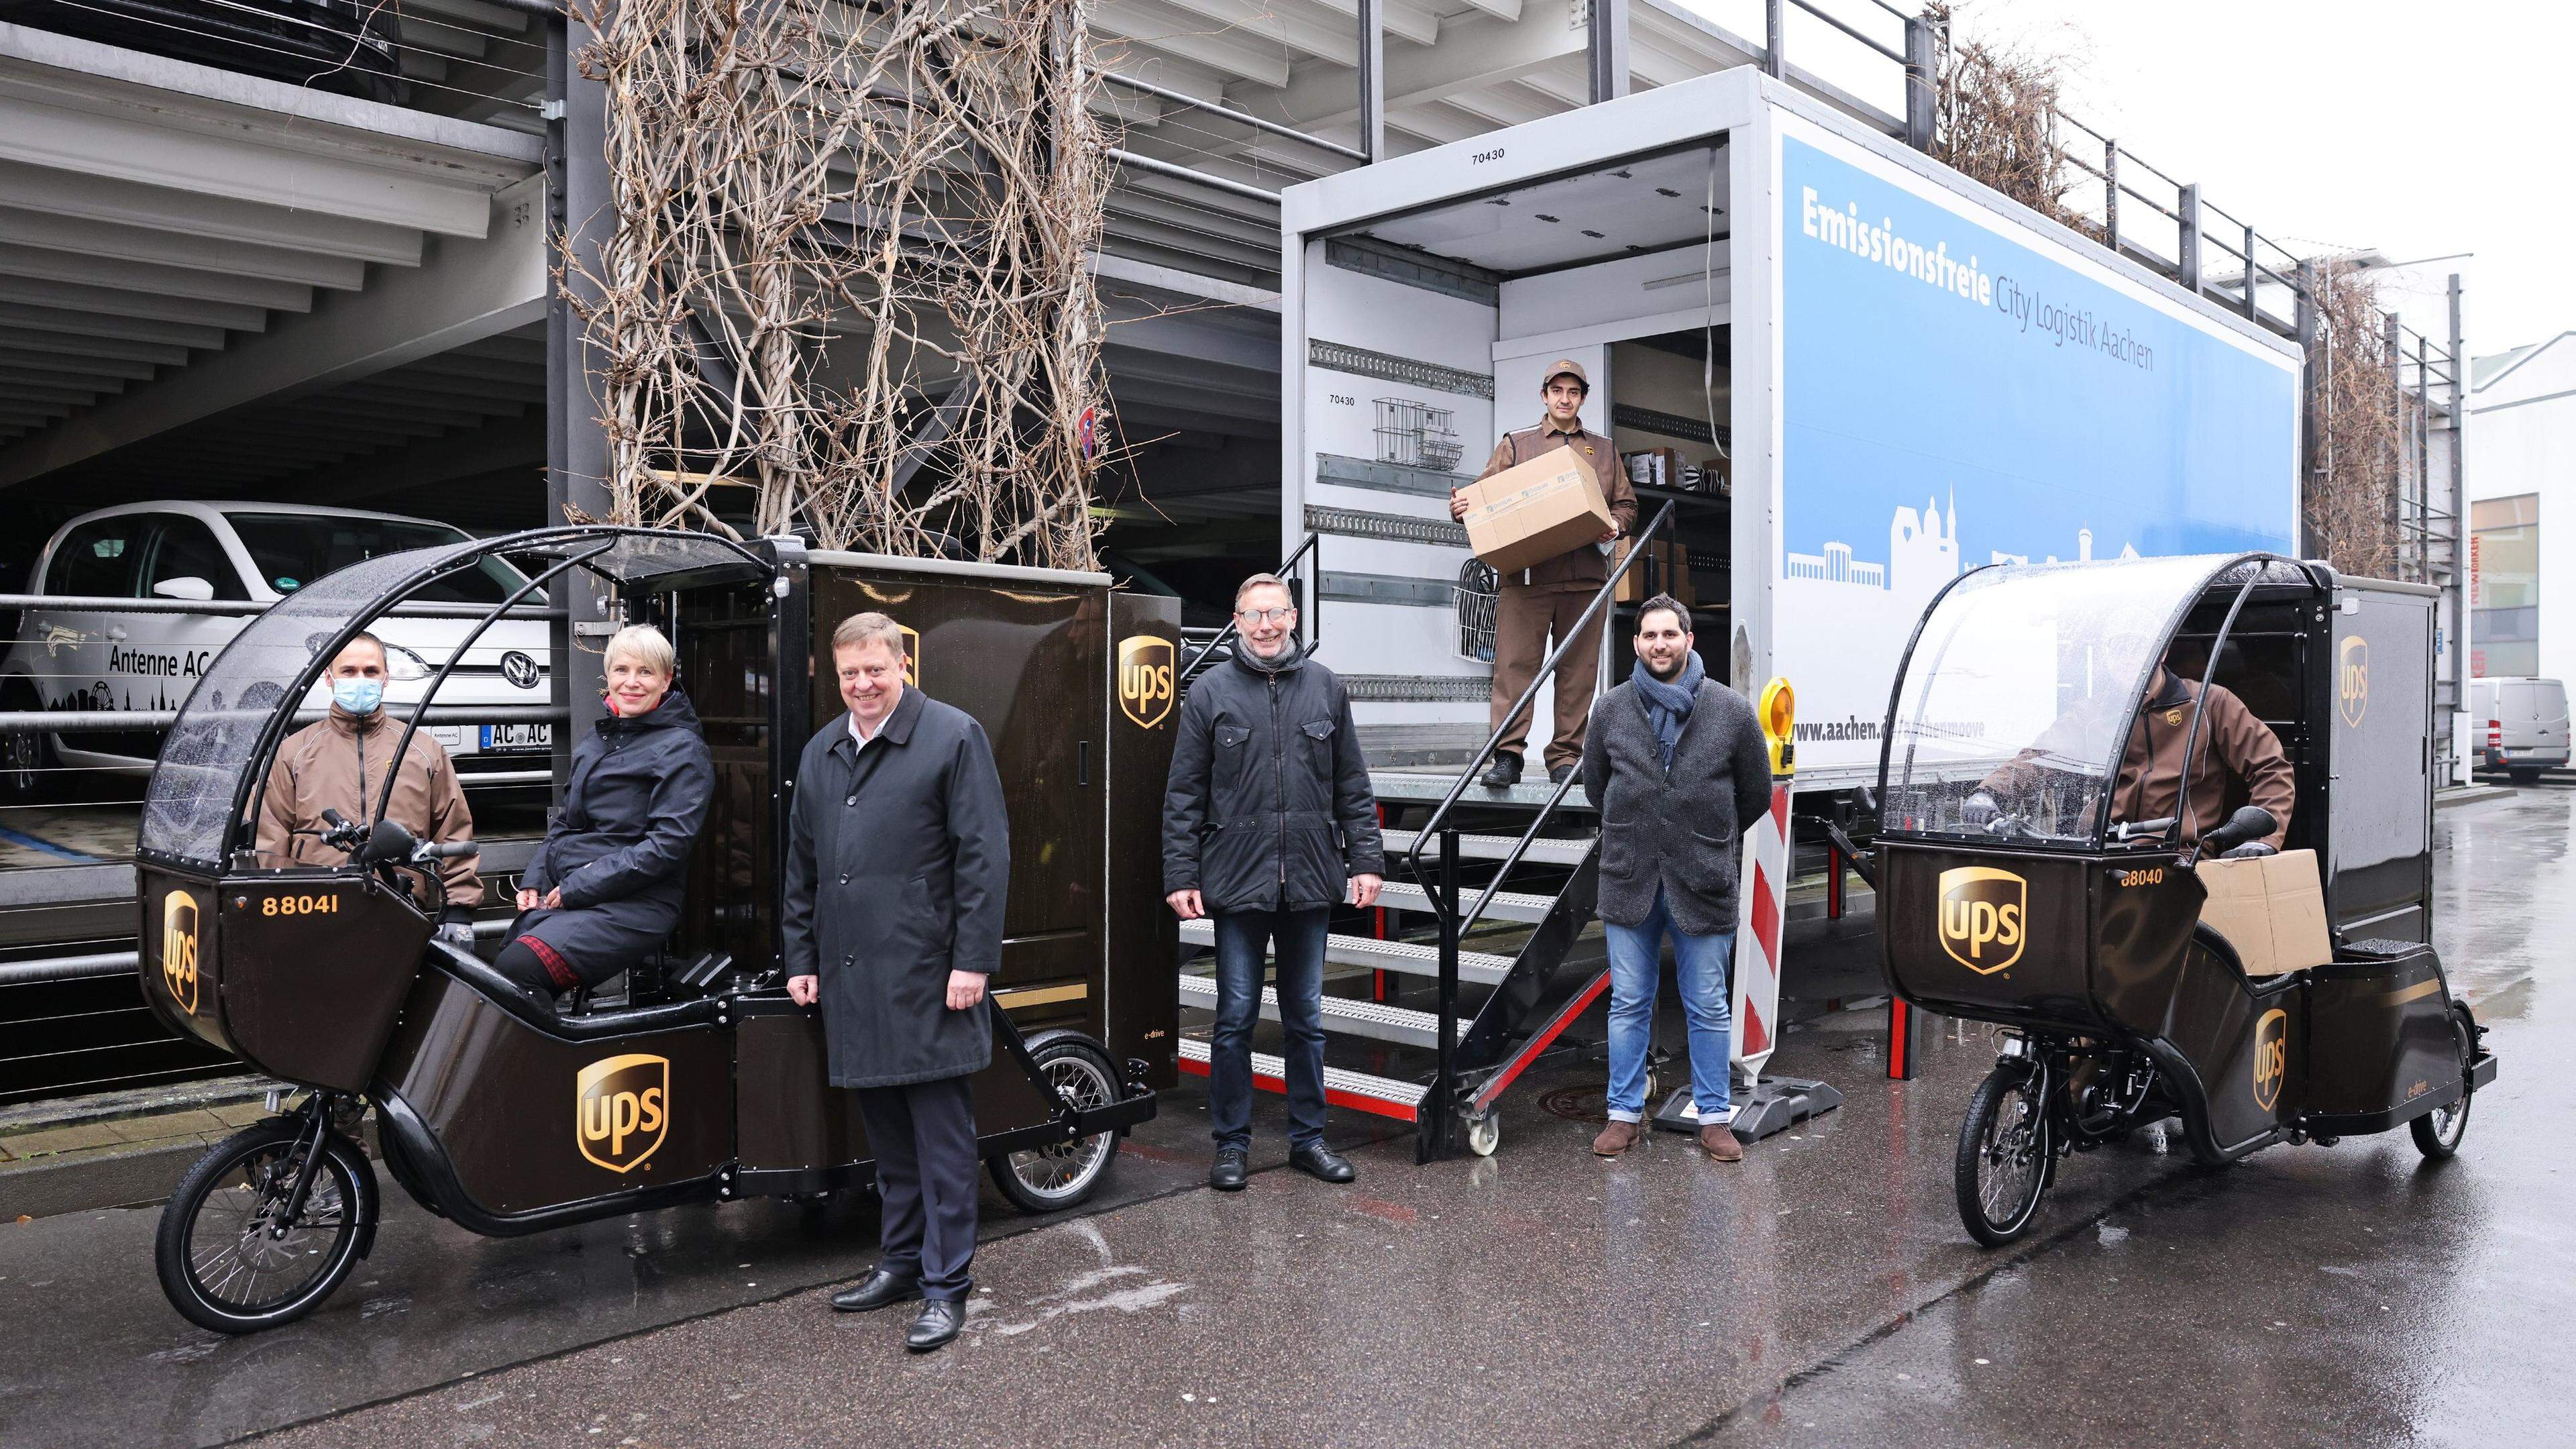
[1937,866,2026,973]
[2252,1008,2289,1112]
[1118,635,1174,729]
[2337,636,2369,727]
[576,1053,669,1173]
[160,891,201,1016]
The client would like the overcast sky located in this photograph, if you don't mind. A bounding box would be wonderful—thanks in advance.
[1690,0,2571,362]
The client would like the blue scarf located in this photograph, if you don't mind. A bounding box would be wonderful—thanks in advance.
[1632,651,1704,770]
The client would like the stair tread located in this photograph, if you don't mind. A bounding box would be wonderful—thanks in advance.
[1368,770,1596,810]
[1380,828,1594,865]
[1373,879,1555,922]
[1176,1036,1429,1107]
[1175,974,1462,1045]
[1176,919,1513,985]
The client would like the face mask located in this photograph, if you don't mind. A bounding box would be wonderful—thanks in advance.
[333,678,384,714]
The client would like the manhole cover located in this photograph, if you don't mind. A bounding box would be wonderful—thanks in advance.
[1538,1087,1609,1124]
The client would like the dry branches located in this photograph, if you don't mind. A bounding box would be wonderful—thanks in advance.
[1928,5,2094,237]
[2302,262,2410,578]
[561,0,1110,570]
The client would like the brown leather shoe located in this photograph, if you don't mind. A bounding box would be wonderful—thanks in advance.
[1700,1124,1745,1162]
[1592,1120,1641,1157]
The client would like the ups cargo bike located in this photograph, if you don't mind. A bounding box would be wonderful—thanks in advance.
[1868,552,2498,1245]
[133,527,1181,1332]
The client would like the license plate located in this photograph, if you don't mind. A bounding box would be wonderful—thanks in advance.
[480,724,553,751]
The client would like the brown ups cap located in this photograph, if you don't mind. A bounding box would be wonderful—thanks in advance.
[1542,358,1590,392]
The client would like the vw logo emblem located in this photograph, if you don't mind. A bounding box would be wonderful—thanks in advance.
[500,651,543,689]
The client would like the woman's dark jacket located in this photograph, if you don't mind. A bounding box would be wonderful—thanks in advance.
[514,688,714,981]
[782,687,1010,1089]
[1161,643,1384,914]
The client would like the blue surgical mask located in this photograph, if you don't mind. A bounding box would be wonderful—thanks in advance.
[332,678,384,714]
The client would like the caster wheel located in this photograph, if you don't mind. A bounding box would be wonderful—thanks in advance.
[1464,1112,1499,1157]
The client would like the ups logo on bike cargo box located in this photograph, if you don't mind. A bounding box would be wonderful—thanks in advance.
[2252,1008,2290,1112]
[1937,866,2026,973]
[899,625,920,686]
[576,1053,669,1173]
[2337,635,2369,727]
[1118,635,1174,729]
[160,890,201,1015]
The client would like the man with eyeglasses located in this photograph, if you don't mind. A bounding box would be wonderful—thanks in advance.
[1163,573,1385,1192]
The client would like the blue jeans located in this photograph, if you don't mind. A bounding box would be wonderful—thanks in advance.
[1209,906,1330,1150]
[1604,889,1734,1123]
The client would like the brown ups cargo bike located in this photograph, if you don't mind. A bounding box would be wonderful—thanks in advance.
[1866,553,2498,1246]
[133,527,1178,1332]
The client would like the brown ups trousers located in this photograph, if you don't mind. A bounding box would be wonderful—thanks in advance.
[1491,582,1605,771]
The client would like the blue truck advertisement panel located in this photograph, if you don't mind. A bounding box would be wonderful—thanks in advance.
[1774,130,2300,775]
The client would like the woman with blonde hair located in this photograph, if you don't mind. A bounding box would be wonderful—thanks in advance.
[494,623,714,998]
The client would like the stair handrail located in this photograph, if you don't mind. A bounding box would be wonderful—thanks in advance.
[1177,531,1323,690]
[1403,501,1680,928]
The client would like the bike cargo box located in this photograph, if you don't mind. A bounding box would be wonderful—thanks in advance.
[2192,849,2331,976]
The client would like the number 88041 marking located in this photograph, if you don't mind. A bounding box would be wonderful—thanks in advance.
[261,894,341,916]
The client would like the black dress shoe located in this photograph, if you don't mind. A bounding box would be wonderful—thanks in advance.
[1548,762,1576,786]
[830,1269,922,1313]
[906,1299,965,1352]
[1481,753,1522,789]
[1209,1146,1249,1191]
[1288,1142,1356,1183]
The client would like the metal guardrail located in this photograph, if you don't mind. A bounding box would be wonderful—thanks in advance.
[0,705,569,733]
[1,918,518,987]
[0,594,561,619]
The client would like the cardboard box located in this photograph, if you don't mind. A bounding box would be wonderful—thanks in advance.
[1613,536,1694,606]
[1460,449,1613,576]
[2196,848,2331,976]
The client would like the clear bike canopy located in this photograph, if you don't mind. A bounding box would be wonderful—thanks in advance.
[137,527,765,869]
[1877,552,2304,848]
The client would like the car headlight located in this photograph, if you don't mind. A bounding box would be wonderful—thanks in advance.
[381,643,435,682]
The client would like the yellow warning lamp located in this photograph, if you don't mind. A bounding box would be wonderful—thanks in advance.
[1758,676,1795,777]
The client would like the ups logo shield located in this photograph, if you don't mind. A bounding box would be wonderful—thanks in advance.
[2337,635,2368,727]
[1118,635,1174,729]
[576,1053,669,1173]
[160,890,201,1016]
[1936,865,2026,973]
[2252,1008,2289,1113]
[899,625,920,687]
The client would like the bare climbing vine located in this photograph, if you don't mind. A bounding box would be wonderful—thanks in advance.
[560,0,1111,569]
[2301,262,2411,578]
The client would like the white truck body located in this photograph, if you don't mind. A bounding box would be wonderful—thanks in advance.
[1278,68,2304,788]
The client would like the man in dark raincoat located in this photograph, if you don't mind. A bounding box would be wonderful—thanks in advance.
[784,610,1008,1354]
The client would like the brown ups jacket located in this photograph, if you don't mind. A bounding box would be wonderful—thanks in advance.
[255,706,484,909]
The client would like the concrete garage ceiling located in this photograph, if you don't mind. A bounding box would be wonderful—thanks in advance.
[0,23,545,506]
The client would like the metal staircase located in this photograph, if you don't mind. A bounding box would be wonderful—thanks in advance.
[1171,505,1678,1161]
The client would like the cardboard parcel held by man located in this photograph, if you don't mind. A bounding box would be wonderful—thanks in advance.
[1452,358,1638,788]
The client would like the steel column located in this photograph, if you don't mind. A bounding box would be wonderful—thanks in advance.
[1589,0,1631,103]
[2295,258,2320,558]
[2102,139,2119,252]
[2177,182,2201,294]
[1357,0,1386,161]
[1902,13,1937,152]
[1762,0,1784,78]
[546,12,614,800]
[2241,223,2258,319]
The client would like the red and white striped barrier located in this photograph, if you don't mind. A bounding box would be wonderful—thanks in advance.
[1733,776,1791,1078]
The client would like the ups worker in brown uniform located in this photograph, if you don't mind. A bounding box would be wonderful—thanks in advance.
[1450,359,1639,786]
[1970,657,2295,855]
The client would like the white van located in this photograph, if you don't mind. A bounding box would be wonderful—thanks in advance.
[2471,677,2571,784]
[0,502,553,802]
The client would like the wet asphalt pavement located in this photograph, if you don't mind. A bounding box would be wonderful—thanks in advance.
[1,790,2563,1448]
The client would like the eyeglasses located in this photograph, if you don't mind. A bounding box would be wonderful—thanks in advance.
[1235,606,1294,625]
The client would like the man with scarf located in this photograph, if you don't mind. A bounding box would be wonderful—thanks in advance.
[1578,596,1772,1161]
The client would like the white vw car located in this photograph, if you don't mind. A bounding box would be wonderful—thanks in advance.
[0,502,553,802]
